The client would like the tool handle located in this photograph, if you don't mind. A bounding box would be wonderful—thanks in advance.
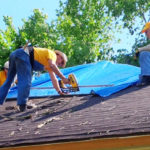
[59,80,66,88]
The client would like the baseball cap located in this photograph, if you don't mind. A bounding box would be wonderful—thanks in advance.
[141,22,150,33]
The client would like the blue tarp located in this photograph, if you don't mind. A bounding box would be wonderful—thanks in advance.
[7,61,140,99]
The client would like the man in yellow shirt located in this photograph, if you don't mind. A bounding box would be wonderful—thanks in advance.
[0,61,9,86]
[0,46,70,112]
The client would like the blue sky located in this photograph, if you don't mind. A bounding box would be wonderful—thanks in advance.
[0,0,64,29]
[0,0,139,53]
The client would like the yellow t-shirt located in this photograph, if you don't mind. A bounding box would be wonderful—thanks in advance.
[0,70,7,86]
[34,47,57,70]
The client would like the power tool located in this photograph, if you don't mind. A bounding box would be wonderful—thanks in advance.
[59,73,114,93]
[59,74,79,93]
[31,73,114,93]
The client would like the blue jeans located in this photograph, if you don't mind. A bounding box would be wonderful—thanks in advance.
[0,49,32,105]
[0,48,44,105]
[139,51,150,76]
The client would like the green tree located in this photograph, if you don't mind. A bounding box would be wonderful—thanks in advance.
[54,0,117,66]
[105,0,150,33]
[17,9,57,48]
[0,9,58,69]
[104,0,150,65]
[0,16,17,68]
[0,1,127,68]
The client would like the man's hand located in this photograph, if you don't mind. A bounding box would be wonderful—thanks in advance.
[62,78,70,84]
[57,90,66,95]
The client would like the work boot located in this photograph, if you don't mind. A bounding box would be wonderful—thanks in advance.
[16,101,37,112]
[18,104,26,112]
[136,76,150,87]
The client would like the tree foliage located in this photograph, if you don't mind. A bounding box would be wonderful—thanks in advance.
[0,16,17,68]
[105,0,150,33]
[18,9,56,48]
[105,0,150,66]
[55,0,116,66]
[1,0,150,68]
[0,1,117,68]
[0,9,57,68]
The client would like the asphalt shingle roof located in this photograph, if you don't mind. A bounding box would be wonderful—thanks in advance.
[0,85,150,148]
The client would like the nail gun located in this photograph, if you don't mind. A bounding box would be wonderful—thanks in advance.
[58,73,114,93]
[59,74,79,93]
[31,73,114,93]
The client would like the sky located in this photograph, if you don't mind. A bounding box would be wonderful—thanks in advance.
[0,0,63,29]
[0,0,139,53]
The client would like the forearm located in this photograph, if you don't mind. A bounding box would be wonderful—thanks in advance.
[50,64,66,79]
[47,59,69,85]
[52,78,61,92]
[48,70,61,92]
[138,44,150,52]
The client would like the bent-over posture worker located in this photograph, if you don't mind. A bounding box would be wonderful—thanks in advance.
[0,61,9,86]
[136,22,150,86]
[0,46,70,111]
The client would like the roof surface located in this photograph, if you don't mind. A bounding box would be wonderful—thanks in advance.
[0,85,150,148]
